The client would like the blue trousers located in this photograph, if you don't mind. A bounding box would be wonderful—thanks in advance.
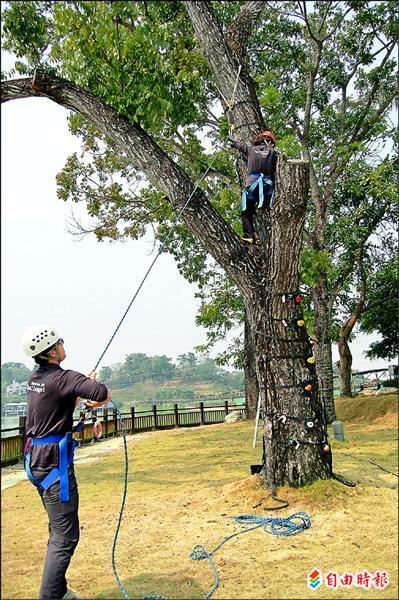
[31,466,80,600]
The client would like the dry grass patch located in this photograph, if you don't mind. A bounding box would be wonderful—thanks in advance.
[1,417,397,599]
[335,393,398,424]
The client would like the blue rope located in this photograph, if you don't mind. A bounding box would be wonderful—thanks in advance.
[108,402,311,600]
[109,399,130,600]
[92,154,219,373]
[109,400,168,600]
[190,513,311,599]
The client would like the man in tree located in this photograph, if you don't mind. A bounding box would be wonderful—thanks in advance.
[22,324,110,600]
[231,130,278,243]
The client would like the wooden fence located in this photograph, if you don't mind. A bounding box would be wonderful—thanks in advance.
[1,401,246,467]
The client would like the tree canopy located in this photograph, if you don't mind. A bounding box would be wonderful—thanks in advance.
[360,258,399,361]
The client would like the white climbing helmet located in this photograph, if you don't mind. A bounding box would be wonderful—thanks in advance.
[22,324,61,358]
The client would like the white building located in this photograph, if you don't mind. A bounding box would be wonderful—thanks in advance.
[6,380,27,396]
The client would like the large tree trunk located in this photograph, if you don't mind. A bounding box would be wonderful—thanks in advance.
[337,277,366,398]
[244,160,332,487]
[313,281,337,423]
[338,335,353,397]
[244,317,258,419]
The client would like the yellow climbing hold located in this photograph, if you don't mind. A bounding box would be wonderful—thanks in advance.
[297,320,305,327]
[307,356,316,364]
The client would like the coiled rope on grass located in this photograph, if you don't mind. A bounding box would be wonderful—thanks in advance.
[190,512,311,600]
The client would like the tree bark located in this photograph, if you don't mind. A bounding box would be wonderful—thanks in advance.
[312,281,336,423]
[244,317,259,419]
[337,273,367,397]
[184,0,264,139]
[338,337,353,397]
[226,1,267,64]
[249,159,332,487]
[1,75,254,288]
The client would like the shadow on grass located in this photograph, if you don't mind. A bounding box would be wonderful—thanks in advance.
[331,426,398,489]
[95,570,207,599]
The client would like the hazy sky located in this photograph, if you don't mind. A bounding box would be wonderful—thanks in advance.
[1,51,391,376]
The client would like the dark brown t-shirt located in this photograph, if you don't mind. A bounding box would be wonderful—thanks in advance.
[233,142,278,186]
[26,363,109,468]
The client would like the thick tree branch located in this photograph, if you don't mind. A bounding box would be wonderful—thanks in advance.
[1,74,255,289]
[183,0,264,140]
[226,0,267,63]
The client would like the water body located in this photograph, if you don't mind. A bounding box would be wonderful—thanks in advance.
[1,416,21,438]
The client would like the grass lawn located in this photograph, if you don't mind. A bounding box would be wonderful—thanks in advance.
[1,396,397,599]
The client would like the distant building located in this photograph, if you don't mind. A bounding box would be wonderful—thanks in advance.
[6,380,27,396]
[2,402,27,417]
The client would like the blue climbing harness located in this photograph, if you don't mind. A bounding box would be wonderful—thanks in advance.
[24,421,84,502]
[241,171,274,211]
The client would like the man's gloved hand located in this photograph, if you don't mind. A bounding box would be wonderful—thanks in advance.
[84,399,105,409]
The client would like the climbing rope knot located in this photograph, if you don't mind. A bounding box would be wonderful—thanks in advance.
[190,544,212,561]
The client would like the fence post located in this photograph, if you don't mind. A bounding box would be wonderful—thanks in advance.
[200,401,205,425]
[103,408,109,438]
[113,407,118,436]
[131,406,135,433]
[19,416,27,460]
[153,404,158,429]
[174,403,179,427]
[224,400,229,416]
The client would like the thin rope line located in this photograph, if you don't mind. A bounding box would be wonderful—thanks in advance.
[93,155,218,372]
[216,64,242,111]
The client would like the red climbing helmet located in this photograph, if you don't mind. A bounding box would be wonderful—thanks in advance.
[259,130,276,145]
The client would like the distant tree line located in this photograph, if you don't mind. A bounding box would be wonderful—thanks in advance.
[1,362,33,397]
[98,352,243,389]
